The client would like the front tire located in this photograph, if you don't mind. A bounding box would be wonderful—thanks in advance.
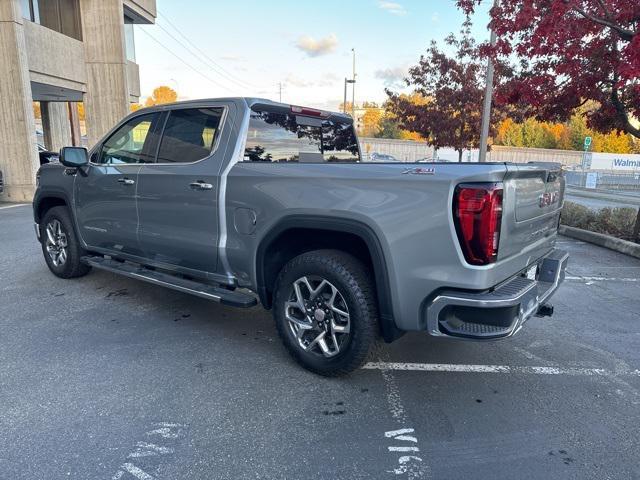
[273,250,379,376]
[40,206,91,279]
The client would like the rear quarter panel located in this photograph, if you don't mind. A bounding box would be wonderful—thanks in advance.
[224,161,557,330]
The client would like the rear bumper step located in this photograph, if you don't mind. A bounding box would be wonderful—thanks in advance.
[82,256,258,308]
[425,249,568,340]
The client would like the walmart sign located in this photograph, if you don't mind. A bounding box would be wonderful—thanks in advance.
[589,152,640,171]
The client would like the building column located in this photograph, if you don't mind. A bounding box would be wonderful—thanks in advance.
[0,0,40,202]
[80,0,129,148]
[41,102,72,152]
[69,103,82,146]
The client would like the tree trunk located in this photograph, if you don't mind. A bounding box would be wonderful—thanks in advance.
[458,149,463,162]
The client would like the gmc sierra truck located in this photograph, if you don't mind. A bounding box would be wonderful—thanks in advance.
[33,98,568,376]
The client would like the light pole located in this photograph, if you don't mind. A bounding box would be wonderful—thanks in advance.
[351,48,356,119]
[344,78,355,114]
[478,0,498,162]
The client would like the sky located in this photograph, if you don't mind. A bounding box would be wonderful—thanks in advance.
[134,0,492,110]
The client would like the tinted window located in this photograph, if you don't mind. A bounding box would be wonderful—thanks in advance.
[244,109,359,163]
[99,113,161,164]
[157,108,224,164]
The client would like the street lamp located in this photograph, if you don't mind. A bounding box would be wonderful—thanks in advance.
[343,78,355,115]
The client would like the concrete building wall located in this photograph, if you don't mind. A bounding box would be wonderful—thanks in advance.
[24,21,86,93]
[0,0,155,202]
[81,0,131,148]
[0,0,40,202]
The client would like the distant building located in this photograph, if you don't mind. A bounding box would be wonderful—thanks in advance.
[0,0,156,202]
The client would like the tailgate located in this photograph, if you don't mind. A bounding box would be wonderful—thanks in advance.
[499,162,565,260]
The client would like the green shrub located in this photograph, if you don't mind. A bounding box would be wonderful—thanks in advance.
[561,201,638,241]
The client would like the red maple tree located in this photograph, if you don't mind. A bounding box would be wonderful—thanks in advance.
[386,20,507,161]
[457,0,640,138]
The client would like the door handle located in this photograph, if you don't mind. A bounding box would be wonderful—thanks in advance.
[117,177,135,185]
[189,181,213,191]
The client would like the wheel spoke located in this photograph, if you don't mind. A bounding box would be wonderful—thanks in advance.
[285,302,312,329]
[309,279,328,300]
[306,331,325,351]
[331,318,350,334]
[46,224,56,245]
[317,336,332,356]
[293,279,308,310]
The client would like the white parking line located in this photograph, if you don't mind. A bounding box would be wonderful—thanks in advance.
[364,362,640,377]
[0,203,28,210]
[566,275,639,282]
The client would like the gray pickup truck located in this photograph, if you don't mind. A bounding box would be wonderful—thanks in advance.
[33,97,568,375]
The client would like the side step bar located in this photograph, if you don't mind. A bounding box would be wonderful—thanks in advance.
[82,256,258,308]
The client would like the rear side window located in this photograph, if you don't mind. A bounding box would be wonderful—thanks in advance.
[244,109,360,163]
[156,107,224,163]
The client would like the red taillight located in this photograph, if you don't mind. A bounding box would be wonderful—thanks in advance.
[290,105,330,118]
[453,183,503,265]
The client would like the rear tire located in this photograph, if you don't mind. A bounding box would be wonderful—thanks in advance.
[40,206,91,279]
[273,249,379,376]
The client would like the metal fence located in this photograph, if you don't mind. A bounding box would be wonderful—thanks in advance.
[565,171,640,191]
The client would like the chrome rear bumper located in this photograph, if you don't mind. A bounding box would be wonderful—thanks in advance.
[426,249,568,339]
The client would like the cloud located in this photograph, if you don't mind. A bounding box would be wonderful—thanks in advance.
[374,66,407,87]
[431,12,440,22]
[295,33,338,57]
[378,1,406,15]
[285,73,339,88]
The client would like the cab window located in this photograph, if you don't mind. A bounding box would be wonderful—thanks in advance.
[98,113,162,164]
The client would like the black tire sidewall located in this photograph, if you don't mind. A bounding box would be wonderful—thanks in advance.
[273,251,377,375]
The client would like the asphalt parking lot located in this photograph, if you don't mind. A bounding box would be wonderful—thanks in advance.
[1,203,639,480]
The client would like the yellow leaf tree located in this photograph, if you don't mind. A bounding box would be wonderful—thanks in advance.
[144,86,178,107]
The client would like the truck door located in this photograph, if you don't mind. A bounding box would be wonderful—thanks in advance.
[74,112,163,254]
[136,104,231,276]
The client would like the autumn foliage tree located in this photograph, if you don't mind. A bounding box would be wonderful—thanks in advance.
[457,0,640,139]
[386,20,505,161]
[145,85,178,106]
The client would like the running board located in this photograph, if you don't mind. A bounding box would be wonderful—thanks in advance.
[82,256,258,308]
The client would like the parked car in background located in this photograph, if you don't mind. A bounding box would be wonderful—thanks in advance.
[38,144,59,165]
[369,152,399,162]
[33,97,568,376]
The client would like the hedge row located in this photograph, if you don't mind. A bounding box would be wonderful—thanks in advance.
[560,201,639,242]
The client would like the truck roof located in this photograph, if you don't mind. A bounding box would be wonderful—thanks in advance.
[133,97,353,122]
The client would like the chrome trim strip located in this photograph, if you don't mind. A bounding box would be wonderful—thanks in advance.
[218,101,250,280]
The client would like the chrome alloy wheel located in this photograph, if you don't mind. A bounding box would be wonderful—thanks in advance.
[285,276,351,357]
[44,219,68,267]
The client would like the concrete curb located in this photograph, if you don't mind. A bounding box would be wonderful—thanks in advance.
[559,225,640,259]
[565,187,640,207]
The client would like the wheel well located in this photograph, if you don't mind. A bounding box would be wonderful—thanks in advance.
[36,197,67,223]
[262,228,374,304]
[257,223,404,343]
